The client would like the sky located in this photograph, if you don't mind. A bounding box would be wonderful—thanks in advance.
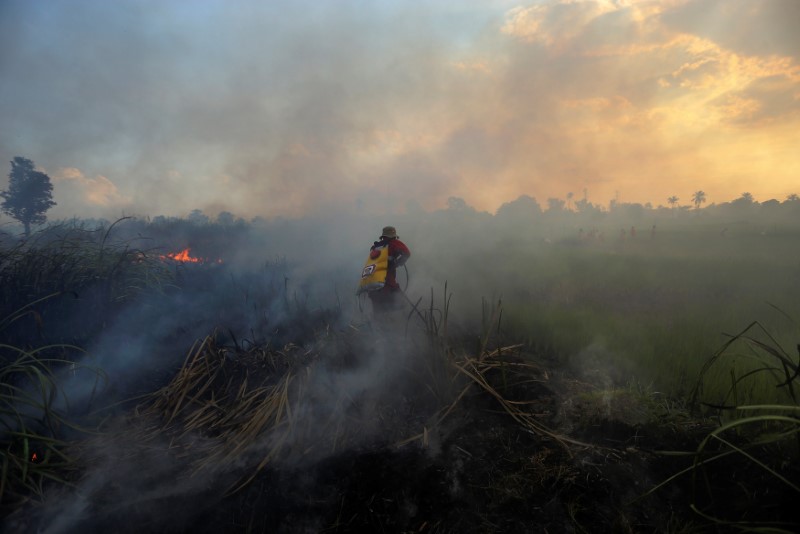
[0,0,798,221]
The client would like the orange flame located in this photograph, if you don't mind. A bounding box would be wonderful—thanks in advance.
[164,248,202,263]
[31,452,38,462]
[159,248,223,264]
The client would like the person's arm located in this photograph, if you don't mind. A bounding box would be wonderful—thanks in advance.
[390,240,410,267]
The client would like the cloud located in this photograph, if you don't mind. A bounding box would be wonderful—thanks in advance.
[502,0,622,50]
[660,0,800,58]
[1,0,799,220]
[479,0,800,203]
[52,168,132,217]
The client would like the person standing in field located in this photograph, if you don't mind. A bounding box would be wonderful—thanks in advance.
[367,226,411,313]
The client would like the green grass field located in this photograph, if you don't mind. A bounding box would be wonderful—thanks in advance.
[411,220,800,405]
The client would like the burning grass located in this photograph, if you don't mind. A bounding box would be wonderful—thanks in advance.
[0,218,174,349]
[1,221,798,532]
[2,283,798,532]
[0,305,743,533]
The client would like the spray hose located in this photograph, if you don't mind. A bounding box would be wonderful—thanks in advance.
[357,263,412,314]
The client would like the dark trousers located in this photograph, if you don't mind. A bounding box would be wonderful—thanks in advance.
[368,287,403,313]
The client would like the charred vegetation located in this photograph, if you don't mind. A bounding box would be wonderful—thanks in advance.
[0,215,798,533]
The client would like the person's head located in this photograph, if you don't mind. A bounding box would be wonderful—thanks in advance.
[380,226,398,239]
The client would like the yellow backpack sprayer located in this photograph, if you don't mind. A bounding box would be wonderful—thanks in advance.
[357,243,390,295]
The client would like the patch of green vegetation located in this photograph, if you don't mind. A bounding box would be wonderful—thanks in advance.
[0,219,177,509]
[0,344,104,508]
[1,219,174,348]
[473,231,800,400]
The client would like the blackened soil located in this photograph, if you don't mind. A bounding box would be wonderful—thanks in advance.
[180,364,797,534]
[6,346,797,534]
[180,391,709,534]
[180,412,691,534]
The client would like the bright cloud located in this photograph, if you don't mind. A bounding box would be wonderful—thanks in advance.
[482,0,800,206]
[53,168,132,217]
[0,0,798,219]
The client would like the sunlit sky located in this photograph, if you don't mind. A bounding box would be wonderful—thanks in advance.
[1,0,798,220]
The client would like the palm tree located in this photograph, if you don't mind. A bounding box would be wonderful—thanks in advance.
[692,190,706,209]
[667,196,679,209]
[566,191,574,211]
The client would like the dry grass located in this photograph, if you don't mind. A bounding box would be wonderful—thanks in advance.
[101,293,595,505]
[0,219,172,510]
[0,344,103,507]
[127,336,310,495]
[4,269,794,531]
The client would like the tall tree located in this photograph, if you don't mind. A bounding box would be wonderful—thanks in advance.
[187,209,209,225]
[667,195,679,209]
[1,157,56,236]
[692,190,706,209]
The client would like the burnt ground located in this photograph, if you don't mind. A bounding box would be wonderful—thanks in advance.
[4,327,798,534]
[198,377,706,534]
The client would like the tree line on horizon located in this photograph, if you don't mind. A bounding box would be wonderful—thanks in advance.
[1,156,799,236]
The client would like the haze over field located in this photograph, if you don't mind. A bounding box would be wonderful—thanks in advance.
[2,5,799,529]
[1,0,799,222]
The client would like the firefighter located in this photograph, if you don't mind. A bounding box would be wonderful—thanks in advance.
[367,225,411,313]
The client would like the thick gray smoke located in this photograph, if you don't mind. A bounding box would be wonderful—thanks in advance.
[2,214,454,533]
[3,188,800,533]
[2,0,798,221]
